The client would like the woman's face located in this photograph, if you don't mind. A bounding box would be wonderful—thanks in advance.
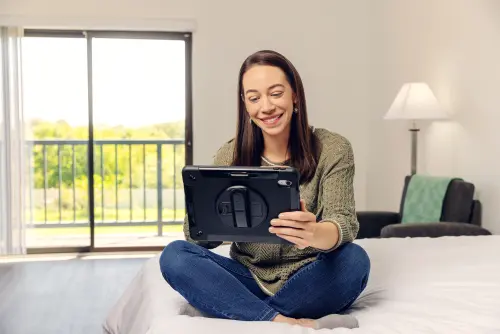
[242,65,295,138]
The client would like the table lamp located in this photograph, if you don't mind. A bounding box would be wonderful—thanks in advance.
[384,82,448,175]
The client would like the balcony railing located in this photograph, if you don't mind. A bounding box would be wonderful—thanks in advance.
[25,139,185,234]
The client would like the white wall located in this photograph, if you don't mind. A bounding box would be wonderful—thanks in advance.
[2,0,499,233]
[368,0,500,234]
[0,0,372,210]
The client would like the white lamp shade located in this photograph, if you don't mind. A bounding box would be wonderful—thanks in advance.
[384,82,448,120]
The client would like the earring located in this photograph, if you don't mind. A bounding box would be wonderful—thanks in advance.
[294,106,298,113]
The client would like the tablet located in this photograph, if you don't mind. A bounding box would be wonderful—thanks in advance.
[182,165,301,244]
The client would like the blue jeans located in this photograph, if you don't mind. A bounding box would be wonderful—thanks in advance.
[159,240,370,321]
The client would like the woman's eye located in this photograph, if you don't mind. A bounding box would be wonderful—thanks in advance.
[271,91,284,98]
[248,96,259,103]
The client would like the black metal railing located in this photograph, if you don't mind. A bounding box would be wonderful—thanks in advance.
[25,139,185,232]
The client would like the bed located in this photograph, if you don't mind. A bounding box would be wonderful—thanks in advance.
[103,235,500,334]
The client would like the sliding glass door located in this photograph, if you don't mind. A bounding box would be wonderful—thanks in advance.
[21,30,191,252]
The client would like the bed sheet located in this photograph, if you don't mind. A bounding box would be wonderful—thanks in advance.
[103,235,500,334]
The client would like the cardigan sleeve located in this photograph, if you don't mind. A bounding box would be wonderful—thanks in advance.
[316,137,359,251]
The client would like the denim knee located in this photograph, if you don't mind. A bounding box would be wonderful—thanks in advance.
[323,243,371,286]
[341,243,371,288]
[347,243,370,269]
[159,240,196,281]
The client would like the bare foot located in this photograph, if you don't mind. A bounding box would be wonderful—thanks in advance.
[296,318,316,328]
[272,314,295,325]
[272,314,315,328]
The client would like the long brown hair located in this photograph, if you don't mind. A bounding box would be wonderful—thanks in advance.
[232,50,319,183]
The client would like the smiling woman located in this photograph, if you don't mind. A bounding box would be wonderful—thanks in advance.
[233,50,319,183]
[159,50,370,330]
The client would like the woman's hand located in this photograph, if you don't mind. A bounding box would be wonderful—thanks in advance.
[269,200,339,250]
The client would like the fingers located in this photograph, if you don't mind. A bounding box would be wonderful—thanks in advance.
[270,218,314,249]
[277,199,317,222]
[300,199,307,212]
[279,211,315,222]
[270,219,306,230]
[271,199,315,250]
[269,226,313,240]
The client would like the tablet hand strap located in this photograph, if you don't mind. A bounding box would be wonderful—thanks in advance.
[230,187,250,228]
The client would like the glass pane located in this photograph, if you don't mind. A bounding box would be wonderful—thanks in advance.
[91,37,185,248]
[22,36,90,249]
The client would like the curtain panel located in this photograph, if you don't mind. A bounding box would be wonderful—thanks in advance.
[0,27,26,255]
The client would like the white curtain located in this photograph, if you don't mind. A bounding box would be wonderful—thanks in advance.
[0,26,26,255]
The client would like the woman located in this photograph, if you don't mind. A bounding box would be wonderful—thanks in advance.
[159,50,370,330]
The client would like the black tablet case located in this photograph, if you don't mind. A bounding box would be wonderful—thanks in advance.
[182,166,301,244]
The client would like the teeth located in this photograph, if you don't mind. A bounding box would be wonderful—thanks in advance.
[263,115,280,123]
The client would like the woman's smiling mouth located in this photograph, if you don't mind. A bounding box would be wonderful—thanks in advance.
[260,113,283,125]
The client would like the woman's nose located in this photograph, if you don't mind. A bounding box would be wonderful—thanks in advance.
[260,96,275,112]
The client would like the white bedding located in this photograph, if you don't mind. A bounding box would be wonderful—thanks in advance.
[103,236,500,334]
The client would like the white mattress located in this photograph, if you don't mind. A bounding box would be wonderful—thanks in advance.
[103,236,500,334]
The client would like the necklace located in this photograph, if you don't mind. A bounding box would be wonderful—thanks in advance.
[261,155,289,166]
